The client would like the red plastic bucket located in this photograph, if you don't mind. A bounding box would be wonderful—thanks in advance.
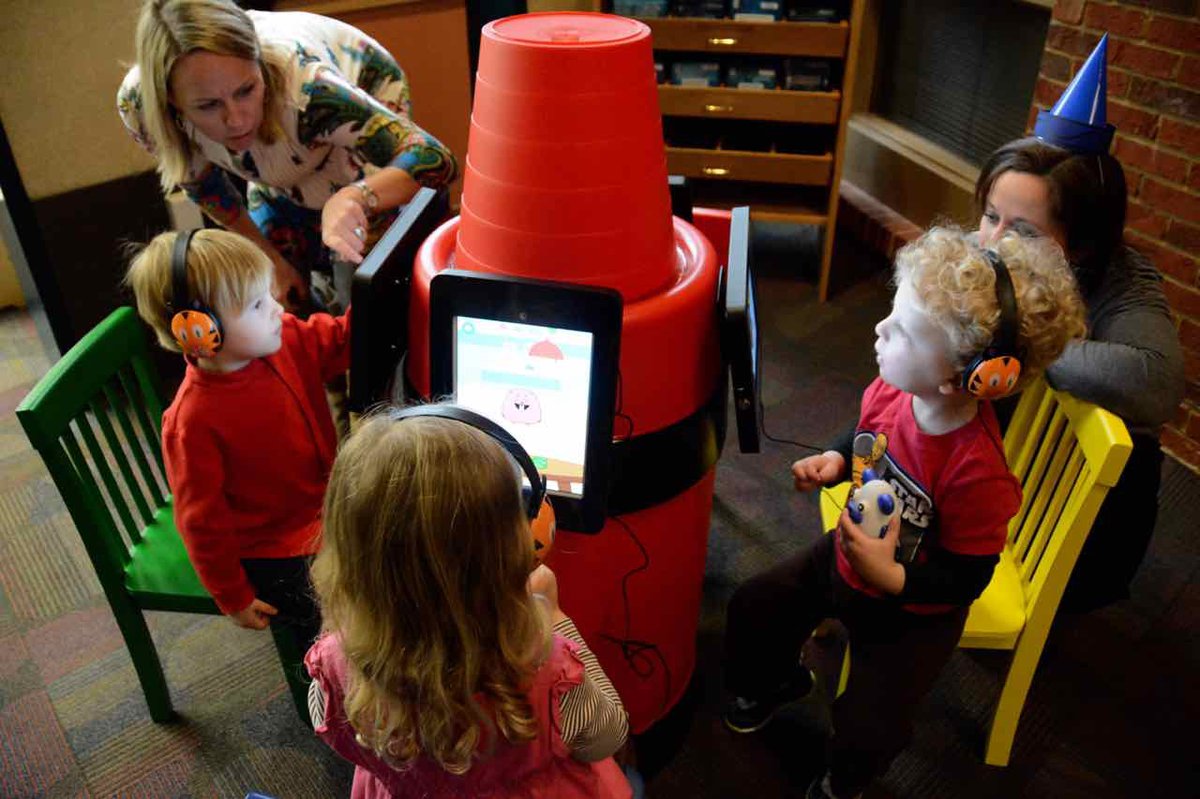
[458,12,675,302]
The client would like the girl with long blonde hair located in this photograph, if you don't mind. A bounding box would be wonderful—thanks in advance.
[306,408,632,798]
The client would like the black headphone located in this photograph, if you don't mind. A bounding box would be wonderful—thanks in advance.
[167,229,224,359]
[961,249,1023,400]
[390,404,558,560]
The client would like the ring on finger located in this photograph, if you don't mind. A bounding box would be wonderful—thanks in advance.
[353,225,366,240]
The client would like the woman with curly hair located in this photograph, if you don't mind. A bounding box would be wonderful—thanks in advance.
[118,0,457,311]
[306,408,632,798]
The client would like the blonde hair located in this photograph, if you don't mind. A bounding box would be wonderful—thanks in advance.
[894,226,1087,390]
[311,410,545,775]
[135,0,290,191]
[125,228,272,352]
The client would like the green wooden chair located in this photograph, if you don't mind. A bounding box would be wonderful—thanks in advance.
[16,306,309,724]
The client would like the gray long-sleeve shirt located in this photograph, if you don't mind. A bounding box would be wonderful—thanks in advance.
[1045,246,1184,434]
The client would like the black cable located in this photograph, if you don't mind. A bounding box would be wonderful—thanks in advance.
[598,515,673,715]
[754,332,825,453]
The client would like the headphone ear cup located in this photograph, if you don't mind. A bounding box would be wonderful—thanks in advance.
[171,308,223,359]
[529,496,557,565]
[965,353,1022,400]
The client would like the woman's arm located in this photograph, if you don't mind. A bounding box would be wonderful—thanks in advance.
[300,66,458,262]
[180,165,307,305]
[1046,313,1184,428]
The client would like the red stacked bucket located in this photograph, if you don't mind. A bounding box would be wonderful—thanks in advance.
[457,13,677,302]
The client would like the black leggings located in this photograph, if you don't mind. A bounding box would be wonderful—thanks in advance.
[724,534,968,798]
[241,555,322,659]
[1062,432,1164,611]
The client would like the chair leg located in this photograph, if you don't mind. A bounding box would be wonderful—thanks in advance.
[984,638,1042,767]
[110,599,175,723]
[268,624,312,727]
[836,642,850,698]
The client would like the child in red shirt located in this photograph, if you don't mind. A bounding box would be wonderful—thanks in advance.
[723,228,1088,799]
[126,229,349,661]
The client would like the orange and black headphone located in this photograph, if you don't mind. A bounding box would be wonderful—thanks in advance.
[962,249,1023,400]
[390,404,558,564]
[167,229,224,359]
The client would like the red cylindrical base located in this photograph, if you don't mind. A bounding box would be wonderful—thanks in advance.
[407,212,723,731]
[546,469,716,732]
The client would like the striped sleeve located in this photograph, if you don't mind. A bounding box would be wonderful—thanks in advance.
[554,616,629,762]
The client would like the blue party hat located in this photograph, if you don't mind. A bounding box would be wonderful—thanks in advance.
[1034,34,1116,154]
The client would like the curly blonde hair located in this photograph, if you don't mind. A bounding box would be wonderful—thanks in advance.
[135,0,291,192]
[124,228,272,353]
[311,410,546,775]
[894,226,1087,391]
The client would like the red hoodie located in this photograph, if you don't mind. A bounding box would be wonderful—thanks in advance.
[162,311,349,614]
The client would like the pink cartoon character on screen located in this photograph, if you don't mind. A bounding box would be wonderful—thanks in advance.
[502,388,542,424]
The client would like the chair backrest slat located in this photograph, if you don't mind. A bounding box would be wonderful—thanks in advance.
[101,380,163,523]
[58,424,133,570]
[1008,407,1068,550]
[114,364,168,501]
[1014,422,1072,561]
[92,390,156,529]
[1020,448,1084,584]
[73,409,142,546]
[120,361,168,481]
[1005,381,1054,480]
[1000,377,1134,628]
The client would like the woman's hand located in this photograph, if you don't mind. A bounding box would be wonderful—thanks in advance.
[321,187,370,264]
[792,450,845,492]
[838,507,905,595]
[230,597,278,630]
[528,564,567,624]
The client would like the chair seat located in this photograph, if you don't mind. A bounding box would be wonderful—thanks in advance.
[124,502,219,615]
[961,548,1024,650]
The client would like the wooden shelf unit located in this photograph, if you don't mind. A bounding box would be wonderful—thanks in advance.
[621,4,864,301]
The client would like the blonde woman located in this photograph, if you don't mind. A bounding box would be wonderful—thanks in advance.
[118,0,457,311]
[307,409,633,798]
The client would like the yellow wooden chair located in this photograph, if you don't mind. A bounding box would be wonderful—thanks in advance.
[818,378,1132,766]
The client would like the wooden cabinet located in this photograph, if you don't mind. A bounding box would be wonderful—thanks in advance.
[611,4,863,300]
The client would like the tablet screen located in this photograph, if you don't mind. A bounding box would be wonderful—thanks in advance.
[453,315,595,499]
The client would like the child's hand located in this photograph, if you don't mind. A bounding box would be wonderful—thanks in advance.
[528,564,567,624]
[792,451,846,492]
[837,507,905,595]
[230,598,278,630]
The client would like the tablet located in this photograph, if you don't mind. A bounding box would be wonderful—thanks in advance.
[722,206,761,453]
[429,270,623,533]
[348,187,449,411]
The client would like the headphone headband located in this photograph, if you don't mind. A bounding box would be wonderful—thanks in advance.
[171,228,199,316]
[390,404,547,519]
[166,229,224,358]
[961,248,1023,399]
[982,249,1019,357]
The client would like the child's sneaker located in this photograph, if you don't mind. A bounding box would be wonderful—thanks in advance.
[723,666,815,733]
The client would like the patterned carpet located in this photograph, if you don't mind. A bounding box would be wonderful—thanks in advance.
[2,241,1198,797]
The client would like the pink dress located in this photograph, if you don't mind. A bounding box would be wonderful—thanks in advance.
[305,634,633,799]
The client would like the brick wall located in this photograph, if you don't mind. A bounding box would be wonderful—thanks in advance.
[1037,0,1200,469]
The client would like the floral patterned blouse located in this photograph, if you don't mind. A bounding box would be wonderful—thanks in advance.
[117,10,457,226]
